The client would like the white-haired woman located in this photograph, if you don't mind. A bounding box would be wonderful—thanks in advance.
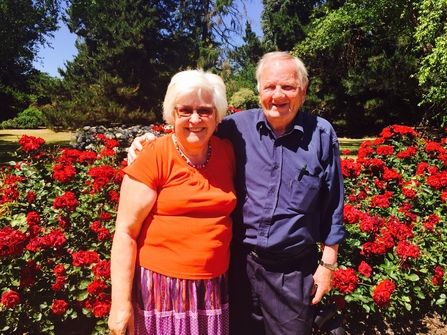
[108,70,236,335]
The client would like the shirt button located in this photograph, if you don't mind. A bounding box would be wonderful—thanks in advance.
[260,232,265,236]
[273,165,279,170]
[270,187,275,193]
[264,209,270,214]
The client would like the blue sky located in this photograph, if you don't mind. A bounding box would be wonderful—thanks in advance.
[34,0,263,77]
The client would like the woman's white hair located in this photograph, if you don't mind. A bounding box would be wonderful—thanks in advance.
[255,52,308,92]
[163,69,228,124]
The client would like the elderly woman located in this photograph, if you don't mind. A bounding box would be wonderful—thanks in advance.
[108,70,237,335]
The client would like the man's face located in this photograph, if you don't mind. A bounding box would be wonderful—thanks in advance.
[259,58,307,132]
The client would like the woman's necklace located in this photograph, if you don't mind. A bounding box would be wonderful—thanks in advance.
[173,135,211,169]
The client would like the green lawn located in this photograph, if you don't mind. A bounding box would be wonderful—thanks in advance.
[0,128,371,165]
[339,137,372,158]
[0,129,72,165]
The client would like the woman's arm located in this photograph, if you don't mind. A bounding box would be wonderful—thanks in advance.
[108,174,157,335]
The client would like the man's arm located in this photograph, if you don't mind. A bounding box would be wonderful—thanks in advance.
[127,133,157,164]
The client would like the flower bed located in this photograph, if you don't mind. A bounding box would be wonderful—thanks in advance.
[336,125,446,321]
[0,124,446,334]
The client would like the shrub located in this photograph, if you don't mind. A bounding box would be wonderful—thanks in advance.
[229,88,259,110]
[335,125,447,321]
[0,108,45,130]
[0,135,124,334]
[1,124,446,334]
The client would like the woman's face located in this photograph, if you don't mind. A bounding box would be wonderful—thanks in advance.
[174,90,216,152]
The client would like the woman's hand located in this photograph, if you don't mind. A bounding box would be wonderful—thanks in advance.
[108,301,135,335]
[127,133,157,164]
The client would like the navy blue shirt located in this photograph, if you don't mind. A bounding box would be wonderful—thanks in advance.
[216,109,346,256]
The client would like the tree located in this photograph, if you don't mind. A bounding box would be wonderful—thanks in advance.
[260,0,344,51]
[293,0,423,134]
[0,0,60,121]
[414,0,447,126]
[226,21,265,99]
[42,0,244,128]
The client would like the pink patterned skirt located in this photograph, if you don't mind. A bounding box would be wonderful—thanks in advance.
[132,266,229,335]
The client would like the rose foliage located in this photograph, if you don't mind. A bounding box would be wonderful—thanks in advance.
[335,125,447,321]
[1,123,447,333]
[0,131,131,334]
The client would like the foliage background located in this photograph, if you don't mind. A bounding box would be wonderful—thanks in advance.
[2,1,447,135]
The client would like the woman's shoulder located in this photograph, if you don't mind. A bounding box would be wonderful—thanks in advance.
[141,133,172,151]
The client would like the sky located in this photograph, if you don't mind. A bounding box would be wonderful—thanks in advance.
[33,0,264,78]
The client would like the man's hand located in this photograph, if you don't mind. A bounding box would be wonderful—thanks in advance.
[127,133,157,164]
[311,265,334,305]
[311,244,338,305]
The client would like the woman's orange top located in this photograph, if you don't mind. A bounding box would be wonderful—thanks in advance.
[124,134,236,279]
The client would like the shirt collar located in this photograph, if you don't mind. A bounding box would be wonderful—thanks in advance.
[255,109,304,138]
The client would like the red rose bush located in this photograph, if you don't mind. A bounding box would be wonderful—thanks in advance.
[336,125,447,321]
[1,123,447,333]
[0,134,125,334]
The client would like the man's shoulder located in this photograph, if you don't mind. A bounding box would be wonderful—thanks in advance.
[224,108,262,122]
[299,112,336,134]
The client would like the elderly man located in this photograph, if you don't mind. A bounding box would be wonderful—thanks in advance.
[127,52,346,335]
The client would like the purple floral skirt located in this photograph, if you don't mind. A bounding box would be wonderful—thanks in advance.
[132,266,229,335]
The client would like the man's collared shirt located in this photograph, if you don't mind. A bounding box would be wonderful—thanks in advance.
[217,109,346,256]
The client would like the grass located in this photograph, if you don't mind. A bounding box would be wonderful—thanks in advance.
[339,137,373,159]
[0,128,373,165]
[0,129,72,165]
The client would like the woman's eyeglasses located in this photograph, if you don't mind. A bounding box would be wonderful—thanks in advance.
[175,106,214,118]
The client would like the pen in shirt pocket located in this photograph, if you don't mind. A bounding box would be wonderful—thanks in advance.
[298,165,307,181]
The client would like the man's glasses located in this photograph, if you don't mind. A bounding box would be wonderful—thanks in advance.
[175,106,214,118]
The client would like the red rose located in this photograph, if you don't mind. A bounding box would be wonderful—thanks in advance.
[343,204,360,224]
[1,290,20,308]
[53,164,77,183]
[108,190,120,202]
[26,191,37,202]
[333,268,358,294]
[72,250,100,267]
[53,191,78,211]
[376,145,394,156]
[372,279,396,307]
[92,300,111,318]
[96,227,110,241]
[51,276,67,292]
[18,135,45,152]
[0,227,26,257]
[88,166,117,192]
[93,260,111,278]
[432,276,443,286]
[87,279,108,295]
[99,212,112,222]
[57,215,71,230]
[51,299,68,315]
[434,266,445,278]
[396,241,420,259]
[358,261,372,278]
[42,229,67,249]
[53,264,66,276]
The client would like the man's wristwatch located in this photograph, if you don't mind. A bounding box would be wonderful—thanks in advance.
[319,260,338,271]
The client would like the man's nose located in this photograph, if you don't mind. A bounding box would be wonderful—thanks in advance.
[273,86,284,98]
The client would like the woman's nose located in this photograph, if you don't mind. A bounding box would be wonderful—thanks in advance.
[189,112,201,123]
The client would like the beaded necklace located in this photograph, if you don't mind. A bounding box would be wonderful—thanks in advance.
[173,135,211,169]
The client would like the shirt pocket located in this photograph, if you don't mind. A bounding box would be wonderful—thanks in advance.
[287,172,322,213]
